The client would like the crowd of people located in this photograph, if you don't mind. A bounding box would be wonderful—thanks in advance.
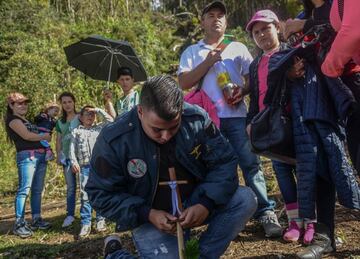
[3,0,359,258]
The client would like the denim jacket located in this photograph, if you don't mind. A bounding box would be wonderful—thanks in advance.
[86,103,239,231]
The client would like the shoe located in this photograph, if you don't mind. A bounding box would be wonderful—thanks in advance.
[96,219,107,232]
[259,210,283,238]
[283,220,302,242]
[296,223,334,259]
[31,217,51,230]
[104,235,122,257]
[62,215,75,228]
[13,219,33,238]
[79,224,91,238]
[303,222,315,245]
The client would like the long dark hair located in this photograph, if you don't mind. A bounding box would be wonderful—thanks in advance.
[58,92,77,123]
[4,105,14,142]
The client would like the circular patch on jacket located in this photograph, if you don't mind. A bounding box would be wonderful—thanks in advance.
[127,159,147,178]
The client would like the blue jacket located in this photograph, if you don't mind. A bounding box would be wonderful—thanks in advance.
[86,103,239,231]
[291,66,360,219]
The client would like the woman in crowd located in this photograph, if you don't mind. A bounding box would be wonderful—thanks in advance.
[55,92,80,228]
[321,0,360,173]
[245,10,313,244]
[5,92,52,238]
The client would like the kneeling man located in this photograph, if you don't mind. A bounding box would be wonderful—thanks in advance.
[86,75,257,258]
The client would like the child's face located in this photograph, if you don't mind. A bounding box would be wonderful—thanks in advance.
[117,75,134,94]
[80,109,96,127]
[252,22,280,52]
[47,107,59,118]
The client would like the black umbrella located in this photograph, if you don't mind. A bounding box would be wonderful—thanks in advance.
[64,35,147,85]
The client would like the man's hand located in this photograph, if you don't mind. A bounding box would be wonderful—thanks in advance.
[229,85,244,106]
[103,89,113,103]
[204,48,222,68]
[284,19,306,40]
[148,209,177,234]
[71,164,80,174]
[287,57,305,80]
[179,204,209,229]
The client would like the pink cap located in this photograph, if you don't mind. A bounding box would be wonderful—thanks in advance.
[246,10,279,32]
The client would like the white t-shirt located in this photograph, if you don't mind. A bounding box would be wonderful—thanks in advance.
[178,40,253,118]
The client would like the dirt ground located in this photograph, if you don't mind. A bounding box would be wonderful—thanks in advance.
[1,197,360,259]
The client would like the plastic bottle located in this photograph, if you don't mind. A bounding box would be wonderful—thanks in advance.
[214,61,238,104]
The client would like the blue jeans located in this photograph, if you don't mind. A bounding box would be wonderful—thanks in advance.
[220,117,275,217]
[15,150,47,219]
[64,159,76,217]
[79,165,104,225]
[272,160,297,205]
[107,186,257,259]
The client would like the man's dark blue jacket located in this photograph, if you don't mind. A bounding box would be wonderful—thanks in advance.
[86,103,239,231]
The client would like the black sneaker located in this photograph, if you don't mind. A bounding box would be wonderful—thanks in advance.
[31,217,51,230]
[104,235,122,257]
[13,219,33,238]
[296,223,334,259]
[259,210,283,238]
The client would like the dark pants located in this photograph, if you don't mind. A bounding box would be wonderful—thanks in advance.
[342,72,360,173]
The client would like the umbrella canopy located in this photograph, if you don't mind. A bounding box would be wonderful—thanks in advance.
[64,35,147,83]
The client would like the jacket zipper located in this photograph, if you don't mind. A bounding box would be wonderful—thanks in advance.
[150,146,160,206]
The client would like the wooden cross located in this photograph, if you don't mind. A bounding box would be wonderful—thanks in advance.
[159,167,188,259]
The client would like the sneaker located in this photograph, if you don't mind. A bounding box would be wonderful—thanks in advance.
[303,222,315,245]
[13,219,33,238]
[283,220,302,242]
[62,215,75,228]
[259,210,283,238]
[96,219,107,232]
[31,217,51,230]
[79,224,91,238]
[104,235,122,257]
[296,223,333,259]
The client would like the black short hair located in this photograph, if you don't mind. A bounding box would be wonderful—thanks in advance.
[80,105,95,115]
[140,75,183,121]
[117,67,133,80]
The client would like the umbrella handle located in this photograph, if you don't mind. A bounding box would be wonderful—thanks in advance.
[107,54,114,87]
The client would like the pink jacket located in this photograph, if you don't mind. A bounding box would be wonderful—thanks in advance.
[321,0,360,77]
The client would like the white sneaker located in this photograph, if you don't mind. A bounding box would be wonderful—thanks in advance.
[79,224,91,238]
[62,216,75,228]
[96,219,107,232]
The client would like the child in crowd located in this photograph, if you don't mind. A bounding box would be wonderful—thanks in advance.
[34,102,60,161]
[246,10,315,244]
[103,67,140,119]
[69,105,113,238]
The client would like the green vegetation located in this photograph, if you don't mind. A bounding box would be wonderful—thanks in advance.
[0,0,301,197]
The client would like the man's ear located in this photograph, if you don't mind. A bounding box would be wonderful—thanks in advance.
[137,105,143,118]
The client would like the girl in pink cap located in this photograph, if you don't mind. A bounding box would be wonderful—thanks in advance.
[246,10,315,244]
